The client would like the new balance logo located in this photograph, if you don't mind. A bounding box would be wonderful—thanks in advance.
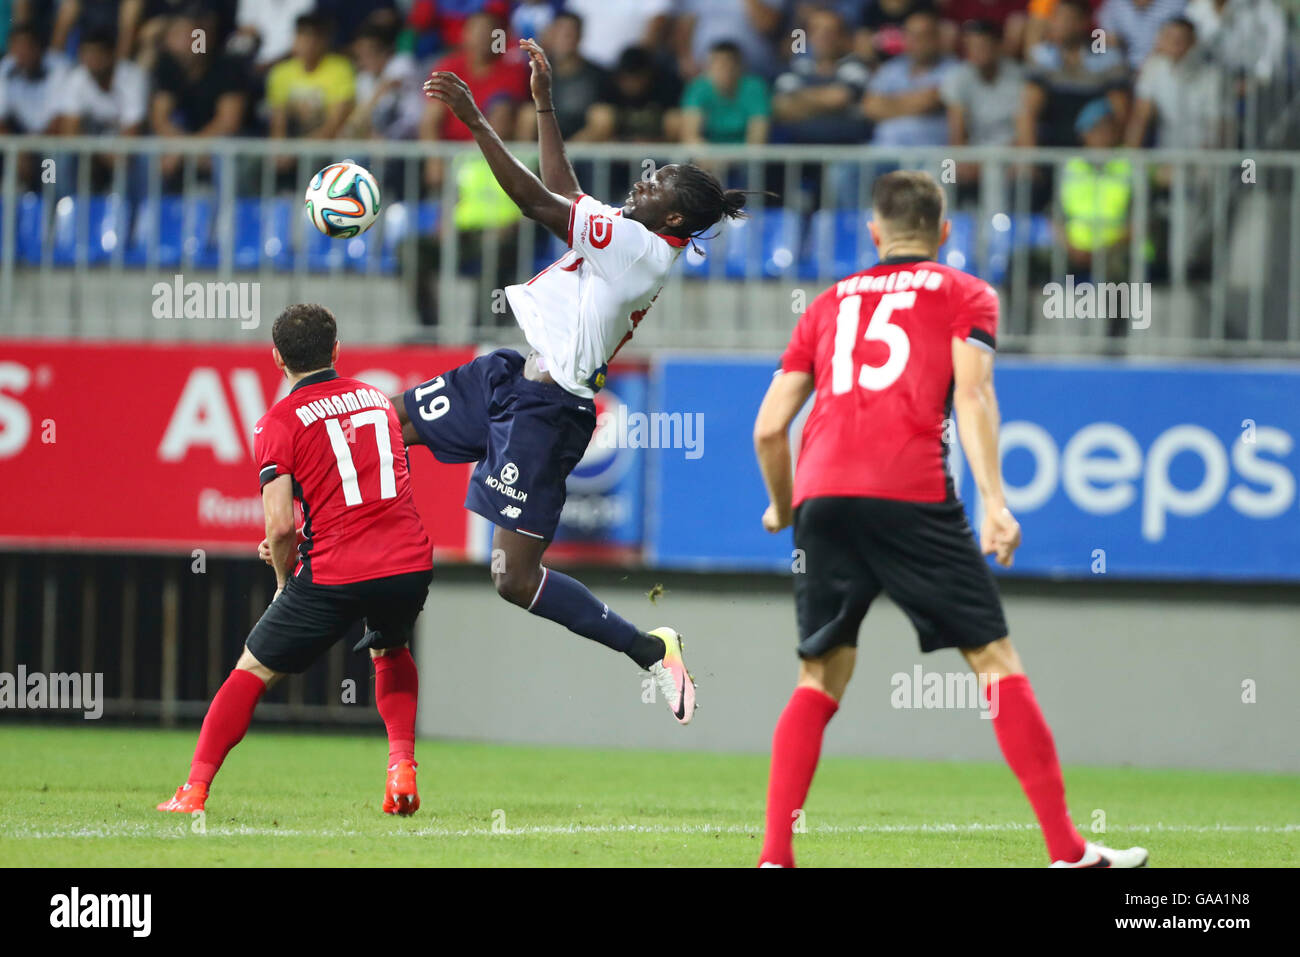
[500,506,522,519]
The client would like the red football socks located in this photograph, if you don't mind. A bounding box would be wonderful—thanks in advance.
[987,673,1087,863]
[188,668,267,787]
[373,647,419,766]
[759,686,840,867]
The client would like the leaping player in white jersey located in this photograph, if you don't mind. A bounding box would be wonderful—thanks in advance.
[390,39,751,726]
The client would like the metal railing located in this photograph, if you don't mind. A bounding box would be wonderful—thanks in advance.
[2,136,1300,356]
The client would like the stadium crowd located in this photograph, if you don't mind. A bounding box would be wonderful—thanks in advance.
[0,0,1293,309]
[0,0,1289,159]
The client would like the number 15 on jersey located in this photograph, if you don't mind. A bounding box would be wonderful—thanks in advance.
[832,291,917,395]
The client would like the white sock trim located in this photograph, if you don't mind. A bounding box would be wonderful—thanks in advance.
[527,567,550,612]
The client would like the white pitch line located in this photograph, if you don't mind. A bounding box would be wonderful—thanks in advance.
[3,822,1297,840]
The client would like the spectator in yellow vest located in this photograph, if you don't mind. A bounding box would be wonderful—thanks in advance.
[1059,97,1131,272]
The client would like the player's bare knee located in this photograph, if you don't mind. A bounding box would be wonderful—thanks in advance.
[491,565,541,608]
[962,637,1022,683]
[235,647,282,687]
[797,647,856,701]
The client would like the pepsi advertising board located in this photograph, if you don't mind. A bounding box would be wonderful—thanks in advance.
[649,357,1300,581]
[549,363,650,563]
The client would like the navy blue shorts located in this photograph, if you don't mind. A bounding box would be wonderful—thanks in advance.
[403,349,597,541]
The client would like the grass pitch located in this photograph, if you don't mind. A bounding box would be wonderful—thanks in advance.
[0,725,1295,867]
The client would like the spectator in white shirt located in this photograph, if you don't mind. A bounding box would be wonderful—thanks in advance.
[672,0,784,78]
[1097,0,1187,70]
[347,21,424,141]
[943,19,1024,148]
[943,18,1025,209]
[562,0,674,70]
[55,28,148,135]
[231,0,316,70]
[0,22,71,135]
[1124,17,1223,149]
[0,21,72,190]
[1185,0,1286,82]
[50,28,149,197]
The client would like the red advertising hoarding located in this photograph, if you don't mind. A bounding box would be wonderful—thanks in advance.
[0,341,476,557]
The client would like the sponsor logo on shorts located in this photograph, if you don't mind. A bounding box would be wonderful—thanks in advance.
[485,464,528,502]
[500,505,522,519]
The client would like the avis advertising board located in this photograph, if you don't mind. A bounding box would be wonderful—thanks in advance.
[0,341,477,556]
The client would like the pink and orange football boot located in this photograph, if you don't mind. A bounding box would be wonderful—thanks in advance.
[156,781,208,813]
[383,759,420,815]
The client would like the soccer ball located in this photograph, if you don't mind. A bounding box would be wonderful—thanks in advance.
[304,161,381,238]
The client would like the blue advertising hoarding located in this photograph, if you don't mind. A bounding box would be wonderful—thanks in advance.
[648,357,1300,581]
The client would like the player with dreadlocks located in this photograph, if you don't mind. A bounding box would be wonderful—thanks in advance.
[391,39,751,738]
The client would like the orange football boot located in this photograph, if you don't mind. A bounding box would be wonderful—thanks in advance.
[383,759,419,815]
[157,782,208,813]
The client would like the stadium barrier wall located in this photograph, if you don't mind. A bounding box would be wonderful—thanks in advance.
[413,567,1300,774]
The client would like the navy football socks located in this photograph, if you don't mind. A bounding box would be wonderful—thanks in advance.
[528,568,664,667]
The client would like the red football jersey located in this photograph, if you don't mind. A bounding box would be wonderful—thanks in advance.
[781,257,999,506]
[254,370,433,585]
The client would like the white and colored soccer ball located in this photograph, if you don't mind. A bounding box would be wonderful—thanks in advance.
[304,162,381,238]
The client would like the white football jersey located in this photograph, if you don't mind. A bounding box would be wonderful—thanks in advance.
[505,193,687,399]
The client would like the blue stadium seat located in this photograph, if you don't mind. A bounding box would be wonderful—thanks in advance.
[14,193,45,265]
[680,209,802,280]
[231,198,266,269]
[973,213,1053,285]
[371,201,411,274]
[417,201,439,236]
[53,195,131,266]
[726,209,802,279]
[937,211,974,275]
[676,227,717,276]
[127,196,215,268]
[808,210,878,280]
[304,209,344,273]
[1027,213,1053,248]
[981,213,1015,285]
[259,197,296,271]
[759,208,804,280]
[679,232,714,279]
[531,229,566,274]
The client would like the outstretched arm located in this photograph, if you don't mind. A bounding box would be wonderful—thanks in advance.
[520,38,582,200]
[423,70,572,240]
